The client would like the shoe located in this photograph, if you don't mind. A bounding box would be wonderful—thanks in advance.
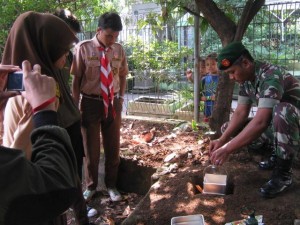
[107,187,122,202]
[87,206,97,218]
[83,189,96,201]
[260,158,293,198]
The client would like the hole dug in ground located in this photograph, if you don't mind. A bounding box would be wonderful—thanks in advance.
[117,157,156,195]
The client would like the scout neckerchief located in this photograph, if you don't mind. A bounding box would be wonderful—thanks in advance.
[99,46,115,118]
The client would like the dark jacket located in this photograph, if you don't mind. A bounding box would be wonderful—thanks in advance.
[0,111,77,225]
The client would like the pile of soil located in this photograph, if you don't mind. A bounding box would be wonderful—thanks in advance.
[68,117,300,225]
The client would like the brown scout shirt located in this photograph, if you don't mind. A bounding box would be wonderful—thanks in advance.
[71,35,128,95]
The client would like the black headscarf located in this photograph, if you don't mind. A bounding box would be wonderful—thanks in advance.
[2,11,78,101]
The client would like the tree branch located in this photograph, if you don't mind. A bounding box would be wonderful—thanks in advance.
[196,0,236,45]
[235,0,265,40]
[181,6,200,17]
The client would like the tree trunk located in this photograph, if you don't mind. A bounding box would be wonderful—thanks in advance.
[195,0,265,137]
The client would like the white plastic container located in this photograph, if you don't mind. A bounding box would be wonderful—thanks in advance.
[171,214,205,225]
[203,173,227,195]
[203,165,227,195]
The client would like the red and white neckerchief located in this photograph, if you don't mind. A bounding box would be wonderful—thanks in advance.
[99,46,115,118]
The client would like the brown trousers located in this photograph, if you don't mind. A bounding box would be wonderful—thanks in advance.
[80,96,122,190]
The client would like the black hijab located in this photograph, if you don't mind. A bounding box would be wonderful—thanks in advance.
[2,11,78,101]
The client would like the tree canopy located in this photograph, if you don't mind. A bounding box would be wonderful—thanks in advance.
[0,0,125,56]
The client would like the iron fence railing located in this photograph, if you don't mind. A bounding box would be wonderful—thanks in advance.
[76,1,300,121]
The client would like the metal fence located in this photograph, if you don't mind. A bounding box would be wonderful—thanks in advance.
[77,1,300,121]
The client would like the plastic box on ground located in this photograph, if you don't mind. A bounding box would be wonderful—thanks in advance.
[171,214,205,225]
[203,173,227,195]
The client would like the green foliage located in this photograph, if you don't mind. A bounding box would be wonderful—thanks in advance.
[177,87,193,100]
[241,4,300,69]
[180,1,300,70]
[199,27,223,57]
[0,0,124,58]
[0,0,57,56]
[124,36,193,84]
[185,15,210,34]
[173,86,205,113]
[191,119,198,131]
[137,12,164,31]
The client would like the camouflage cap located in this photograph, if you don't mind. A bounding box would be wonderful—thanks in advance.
[217,42,249,70]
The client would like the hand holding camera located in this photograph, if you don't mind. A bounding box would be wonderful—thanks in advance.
[0,65,21,100]
[21,60,56,113]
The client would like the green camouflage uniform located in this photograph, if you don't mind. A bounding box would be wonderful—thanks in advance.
[222,61,300,160]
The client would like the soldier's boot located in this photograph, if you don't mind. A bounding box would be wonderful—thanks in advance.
[259,150,277,170]
[260,158,293,198]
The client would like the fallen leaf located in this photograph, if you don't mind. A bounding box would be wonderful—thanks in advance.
[195,184,203,193]
[122,205,131,216]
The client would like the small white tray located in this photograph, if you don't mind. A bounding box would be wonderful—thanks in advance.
[171,214,205,225]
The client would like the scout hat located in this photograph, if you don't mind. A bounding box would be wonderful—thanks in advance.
[217,42,249,70]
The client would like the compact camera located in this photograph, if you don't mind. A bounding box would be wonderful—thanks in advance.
[7,71,24,91]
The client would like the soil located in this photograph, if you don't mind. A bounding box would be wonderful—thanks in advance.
[68,117,300,225]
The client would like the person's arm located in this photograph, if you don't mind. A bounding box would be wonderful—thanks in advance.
[210,106,272,165]
[0,65,22,115]
[225,108,272,148]
[70,44,83,107]
[119,75,126,97]
[2,117,78,225]
[72,75,81,107]
[0,60,77,224]
[3,96,33,158]
[117,46,129,104]
[219,104,251,144]
[209,104,251,157]
[120,46,129,97]
[186,69,194,83]
[0,64,20,93]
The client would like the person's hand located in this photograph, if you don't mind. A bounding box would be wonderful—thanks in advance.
[186,69,193,82]
[210,143,231,166]
[209,138,231,165]
[0,64,22,100]
[186,68,192,77]
[21,60,56,112]
[0,64,20,75]
[209,138,223,153]
[114,97,124,113]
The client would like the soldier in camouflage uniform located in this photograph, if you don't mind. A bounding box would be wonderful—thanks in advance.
[209,41,300,198]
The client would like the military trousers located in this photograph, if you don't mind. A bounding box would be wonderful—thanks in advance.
[221,102,300,160]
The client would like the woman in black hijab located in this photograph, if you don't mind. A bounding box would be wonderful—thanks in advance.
[1,11,91,225]
[2,11,78,154]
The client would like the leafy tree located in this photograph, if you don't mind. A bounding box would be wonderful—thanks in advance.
[192,0,265,136]
[0,0,126,57]
[124,36,192,84]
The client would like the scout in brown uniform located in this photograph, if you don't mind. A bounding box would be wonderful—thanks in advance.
[71,12,128,202]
